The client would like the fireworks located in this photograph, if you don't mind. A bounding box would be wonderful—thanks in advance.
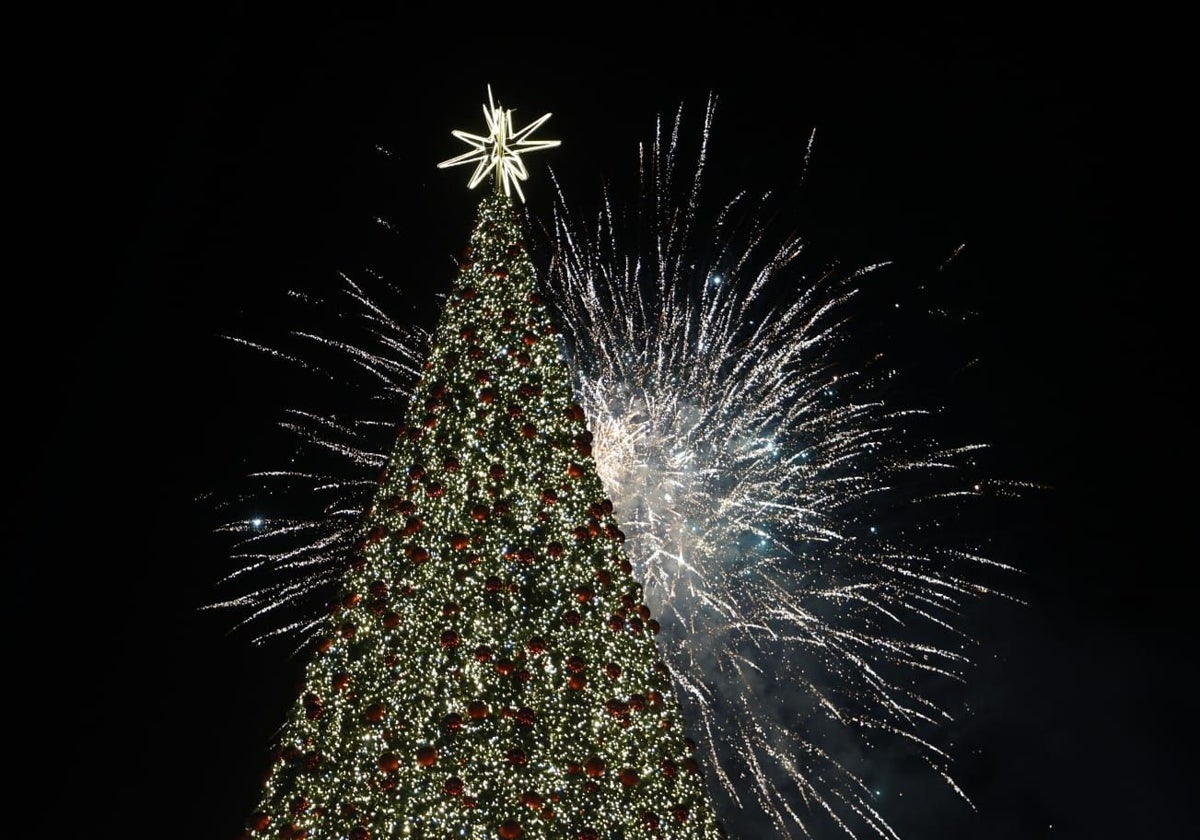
[211,96,1022,837]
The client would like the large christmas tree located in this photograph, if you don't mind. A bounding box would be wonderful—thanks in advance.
[239,89,725,840]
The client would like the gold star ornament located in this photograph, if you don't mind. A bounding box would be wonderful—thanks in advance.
[437,85,560,203]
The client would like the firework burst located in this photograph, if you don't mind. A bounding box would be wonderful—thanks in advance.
[210,96,1023,838]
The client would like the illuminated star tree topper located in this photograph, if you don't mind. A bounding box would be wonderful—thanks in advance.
[437,85,560,202]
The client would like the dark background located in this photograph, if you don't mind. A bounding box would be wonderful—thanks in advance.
[8,6,1185,838]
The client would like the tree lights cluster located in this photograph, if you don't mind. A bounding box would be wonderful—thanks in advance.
[241,194,725,839]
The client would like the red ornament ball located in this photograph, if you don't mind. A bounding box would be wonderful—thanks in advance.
[468,701,490,720]
[378,752,400,773]
[445,777,465,796]
[416,746,438,767]
[584,756,605,777]
[498,820,523,840]
[247,813,271,832]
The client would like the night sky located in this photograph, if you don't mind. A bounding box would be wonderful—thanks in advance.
[8,7,1185,838]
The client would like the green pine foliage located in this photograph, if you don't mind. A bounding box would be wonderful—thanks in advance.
[243,193,725,840]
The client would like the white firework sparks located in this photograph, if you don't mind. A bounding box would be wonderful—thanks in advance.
[209,96,1025,838]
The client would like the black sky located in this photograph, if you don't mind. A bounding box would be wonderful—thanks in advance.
[8,6,1186,838]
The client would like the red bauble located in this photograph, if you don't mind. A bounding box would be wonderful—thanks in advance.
[584,756,605,777]
[573,585,593,603]
[527,636,547,655]
[364,702,387,723]
[595,570,612,587]
[546,541,564,556]
[474,645,494,663]
[661,758,678,777]
[449,534,471,550]
[445,776,465,796]
[520,423,537,438]
[444,456,461,472]
[682,757,700,774]
[506,747,527,765]
[562,610,581,627]
[605,663,622,680]
[672,805,690,823]
[489,464,507,481]
[247,813,271,832]
[566,403,585,422]
[468,701,490,720]
[416,746,438,767]
[402,516,424,535]
[519,790,543,809]
[470,505,490,521]
[378,752,400,773]
[641,811,660,829]
[498,820,523,840]
[628,693,646,712]
[382,612,401,629]
[605,698,629,718]
[408,464,426,480]
[444,712,464,732]
[607,615,625,632]
[350,828,370,840]
[495,658,515,676]
[409,546,431,565]
[566,462,584,479]
[440,630,461,648]
[619,768,639,787]
[647,619,661,635]
[567,674,586,691]
[516,707,536,726]
[341,622,357,639]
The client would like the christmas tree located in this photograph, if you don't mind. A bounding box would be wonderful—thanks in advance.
[239,88,725,840]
